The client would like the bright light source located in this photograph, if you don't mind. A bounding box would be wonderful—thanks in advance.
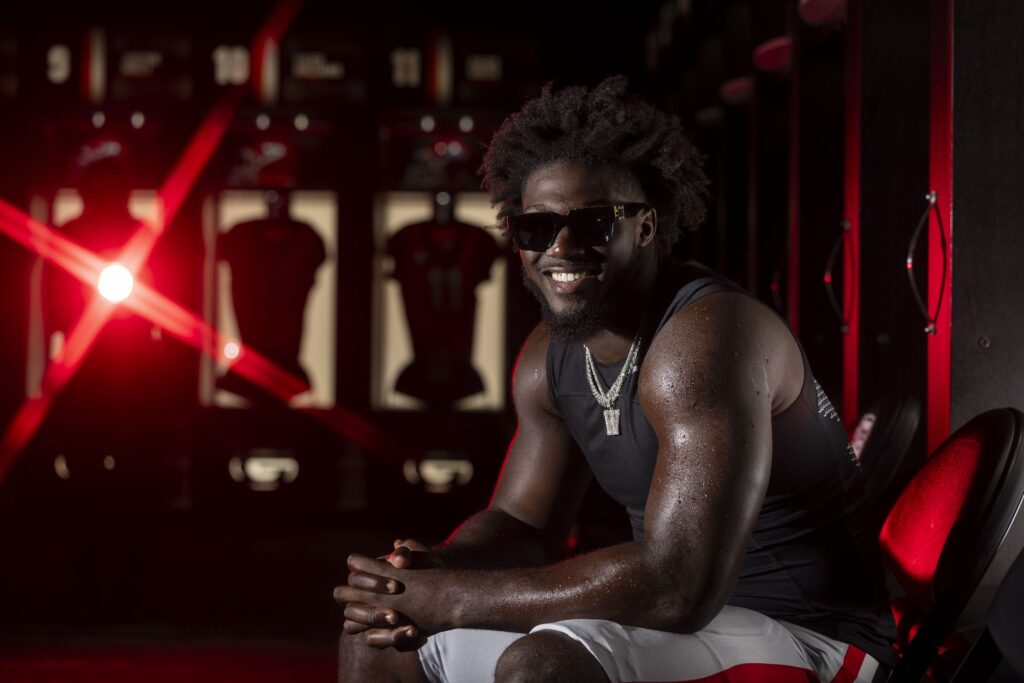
[294,113,309,131]
[256,113,270,130]
[458,115,474,133]
[103,455,116,470]
[97,264,134,302]
[420,115,435,132]
[223,340,241,361]
[131,111,145,129]
[92,111,106,128]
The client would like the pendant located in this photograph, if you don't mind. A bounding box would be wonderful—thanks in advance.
[603,408,621,436]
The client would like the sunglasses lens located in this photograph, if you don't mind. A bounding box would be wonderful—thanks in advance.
[567,207,614,246]
[508,213,556,250]
[507,206,618,250]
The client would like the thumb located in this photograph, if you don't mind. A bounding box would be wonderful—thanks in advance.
[394,538,431,552]
[387,545,414,569]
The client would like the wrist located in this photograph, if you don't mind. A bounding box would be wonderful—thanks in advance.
[434,568,467,630]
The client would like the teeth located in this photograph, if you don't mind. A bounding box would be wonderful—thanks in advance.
[551,272,585,283]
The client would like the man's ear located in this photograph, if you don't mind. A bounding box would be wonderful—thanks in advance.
[638,207,658,248]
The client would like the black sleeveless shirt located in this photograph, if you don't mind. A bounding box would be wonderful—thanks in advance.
[546,261,895,664]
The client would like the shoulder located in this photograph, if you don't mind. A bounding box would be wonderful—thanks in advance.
[653,290,778,356]
[512,324,560,417]
[387,222,422,249]
[639,291,801,417]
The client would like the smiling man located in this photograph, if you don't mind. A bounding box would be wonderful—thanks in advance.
[335,77,894,683]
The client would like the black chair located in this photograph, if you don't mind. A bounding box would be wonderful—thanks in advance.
[877,408,1024,682]
[850,395,922,531]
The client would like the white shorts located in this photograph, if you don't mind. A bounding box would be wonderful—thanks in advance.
[418,605,880,683]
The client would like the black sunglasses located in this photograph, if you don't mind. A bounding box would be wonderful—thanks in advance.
[503,203,650,252]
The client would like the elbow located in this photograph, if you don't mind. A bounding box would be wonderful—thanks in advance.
[631,543,739,633]
[679,597,727,633]
[647,593,724,634]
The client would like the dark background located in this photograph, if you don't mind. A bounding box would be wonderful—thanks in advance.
[0,0,1021,679]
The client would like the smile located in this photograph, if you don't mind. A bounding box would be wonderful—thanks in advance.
[540,266,601,294]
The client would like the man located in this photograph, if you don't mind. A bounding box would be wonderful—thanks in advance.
[335,77,894,682]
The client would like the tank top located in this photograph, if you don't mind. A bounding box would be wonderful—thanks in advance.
[546,261,895,665]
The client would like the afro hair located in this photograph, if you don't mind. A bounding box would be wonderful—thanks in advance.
[481,76,708,252]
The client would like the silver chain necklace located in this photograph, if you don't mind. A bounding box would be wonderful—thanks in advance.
[583,335,642,436]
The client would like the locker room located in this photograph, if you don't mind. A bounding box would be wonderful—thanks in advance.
[0,0,1021,680]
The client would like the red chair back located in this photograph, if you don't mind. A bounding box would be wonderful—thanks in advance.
[877,408,1024,681]
[878,427,983,605]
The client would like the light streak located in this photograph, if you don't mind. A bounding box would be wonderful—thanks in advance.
[0,203,405,478]
[0,0,333,482]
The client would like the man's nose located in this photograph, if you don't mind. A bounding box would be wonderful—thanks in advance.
[545,225,582,258]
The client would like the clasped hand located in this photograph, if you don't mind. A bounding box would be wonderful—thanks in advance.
[334,539,442,651]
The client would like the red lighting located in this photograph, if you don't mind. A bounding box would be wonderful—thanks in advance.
[879,430,982,604]
[753,36,793,74]
[719,76,754,106]
[824,273,832,284]
[0,0,312,484]
[97,263,134,302]
[798,0,848,26]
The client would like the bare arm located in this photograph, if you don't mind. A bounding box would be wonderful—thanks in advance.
[340,292,796,635]
[403,324,594,571]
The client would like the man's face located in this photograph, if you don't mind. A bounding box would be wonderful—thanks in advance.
[518,161,655,343]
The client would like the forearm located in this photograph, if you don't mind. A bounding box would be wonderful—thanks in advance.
[433,538,705,634]
[434,508,549,570]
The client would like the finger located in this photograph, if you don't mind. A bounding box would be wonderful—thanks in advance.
[348,553,394,577]
[348,570,400,594]
[344,602,399,627]
[365,625,419,649]
[333,585,376,606]
[343,619,370,635]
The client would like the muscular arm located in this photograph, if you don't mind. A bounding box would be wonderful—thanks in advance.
[423,324,594,570]
[342,293,798,635]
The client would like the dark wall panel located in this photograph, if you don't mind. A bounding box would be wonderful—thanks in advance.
[950,0,1024,429]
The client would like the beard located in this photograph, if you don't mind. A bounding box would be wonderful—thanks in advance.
[521,265,610,344]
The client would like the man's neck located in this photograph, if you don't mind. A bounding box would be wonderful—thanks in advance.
[584,256,661,364]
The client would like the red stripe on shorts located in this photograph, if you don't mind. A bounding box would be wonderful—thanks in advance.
[829,645,867,683]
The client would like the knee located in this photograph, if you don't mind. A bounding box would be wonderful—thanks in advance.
[338,633,385,683]
[337,632,425,683]
[337,633,366,683]
[494,632,608,683]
